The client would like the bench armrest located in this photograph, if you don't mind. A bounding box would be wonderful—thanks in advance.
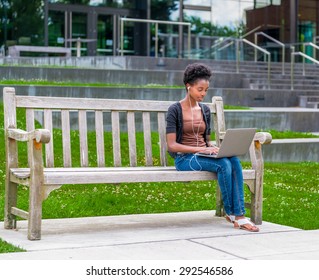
[254,132,272,145]
[250,131,272,168]
[7,128,51,144]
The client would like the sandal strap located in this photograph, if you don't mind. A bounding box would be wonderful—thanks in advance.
[226,215,236,223]
[235,218,255,227]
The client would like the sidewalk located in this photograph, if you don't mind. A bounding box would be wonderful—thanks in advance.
[0,210,318,260]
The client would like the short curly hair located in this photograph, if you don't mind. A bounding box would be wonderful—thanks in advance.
[183,63,212,86]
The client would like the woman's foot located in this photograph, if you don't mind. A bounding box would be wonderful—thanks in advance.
[234,217,259,232]
[225,215,235,224]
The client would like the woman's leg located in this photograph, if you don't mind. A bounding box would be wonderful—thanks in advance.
[228,157,259,231]
[229,156,245,216]
[175,154,258,231]
[174,154,238,215]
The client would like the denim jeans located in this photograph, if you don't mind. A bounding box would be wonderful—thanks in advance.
[174,153,245,216]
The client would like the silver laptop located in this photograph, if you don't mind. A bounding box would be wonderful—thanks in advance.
[196,128,256,158]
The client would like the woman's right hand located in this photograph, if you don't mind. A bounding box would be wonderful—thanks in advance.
[200,146,219,155]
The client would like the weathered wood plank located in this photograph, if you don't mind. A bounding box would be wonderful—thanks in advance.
[112,111,121,167]
[44,109,54,167]
[40,169,256,185]
[157,112,167,166]
[11,207,29,220]
[212,96,226,147]
[12,166,255,176]
[95,110,105,167]
[3,88,18,229]
[142,112,153,166]
[127,112,137,167]
[28,126,46,240]
[61,110,72,167]
[78,110,88,167]
[26,109,35,131]
[7,128,50,143]
[16,96,215,112]
[211,96,226,217]
[26,109,35,168]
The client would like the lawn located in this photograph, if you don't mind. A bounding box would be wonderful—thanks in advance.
[0,101,318,253]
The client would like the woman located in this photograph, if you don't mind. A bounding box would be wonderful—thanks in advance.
[166,63,259,232]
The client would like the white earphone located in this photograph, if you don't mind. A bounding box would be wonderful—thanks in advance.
[187,86,190,91]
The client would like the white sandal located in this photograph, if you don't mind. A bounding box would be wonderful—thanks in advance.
[225,215,235,224]
[234,218,259,232]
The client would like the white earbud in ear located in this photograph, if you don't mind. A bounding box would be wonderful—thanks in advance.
[187,87,190,91]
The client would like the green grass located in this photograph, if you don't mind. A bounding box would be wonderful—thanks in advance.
[261,129,319,139]
[0,239,25,253]
[0,79,183,88]
[0,101,319,254]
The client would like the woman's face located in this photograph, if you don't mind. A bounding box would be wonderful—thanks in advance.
[187,79,210,102]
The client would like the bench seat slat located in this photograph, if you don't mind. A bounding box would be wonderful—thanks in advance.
[10,167,256,185]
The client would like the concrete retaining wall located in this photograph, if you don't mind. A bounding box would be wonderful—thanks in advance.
[1,85,319,132]
[261,139,319,162]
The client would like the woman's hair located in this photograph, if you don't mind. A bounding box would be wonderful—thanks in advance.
[183,63,212,85]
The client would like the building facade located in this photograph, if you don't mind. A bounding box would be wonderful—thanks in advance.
[246,0,319,44]
[45,0,149,56]
[1,0,319,59]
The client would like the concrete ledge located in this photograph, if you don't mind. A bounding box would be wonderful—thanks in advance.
[262,138,319,162]
[8,45,71,57]
[224,109,319,132]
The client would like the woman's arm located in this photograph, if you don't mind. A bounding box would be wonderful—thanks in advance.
[166,133,218,154]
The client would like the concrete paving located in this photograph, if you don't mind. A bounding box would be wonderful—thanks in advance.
[0,210,318,260]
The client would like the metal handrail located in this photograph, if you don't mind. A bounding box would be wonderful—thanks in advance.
[206,37,236,59]
[210,37,233,50]
[255,32,285,75]
[241,38,271,88]
[290,47,319,90]
[241,25,263,39]
[303,42,319,61]
[209,37,271,87]
[119,18,191,58]
[217,41,234,52]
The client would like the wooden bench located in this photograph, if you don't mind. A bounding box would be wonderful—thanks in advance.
[8,45,71,57]
[3,87,272,240]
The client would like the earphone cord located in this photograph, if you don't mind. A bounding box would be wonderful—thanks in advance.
[188,96,203,171]
[189,96,202,147]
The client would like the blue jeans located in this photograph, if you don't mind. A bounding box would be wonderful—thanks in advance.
[174,153,245,216]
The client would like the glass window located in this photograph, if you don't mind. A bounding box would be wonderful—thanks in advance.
[179,0,256,28]
[97,15,113,55]
[48,0,133,8]
[71,12,88,56]
[254,0,281,8]
[48,11,65,47]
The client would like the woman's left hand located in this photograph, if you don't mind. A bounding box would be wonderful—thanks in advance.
[201,145,219,155]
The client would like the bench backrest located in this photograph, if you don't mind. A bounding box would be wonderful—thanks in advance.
[3,87,225,168]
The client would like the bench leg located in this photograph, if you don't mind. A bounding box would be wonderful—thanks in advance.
[28,180,43,240]
[250,179,263,225]
[215,184,225,217]
[4,181,17,230]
